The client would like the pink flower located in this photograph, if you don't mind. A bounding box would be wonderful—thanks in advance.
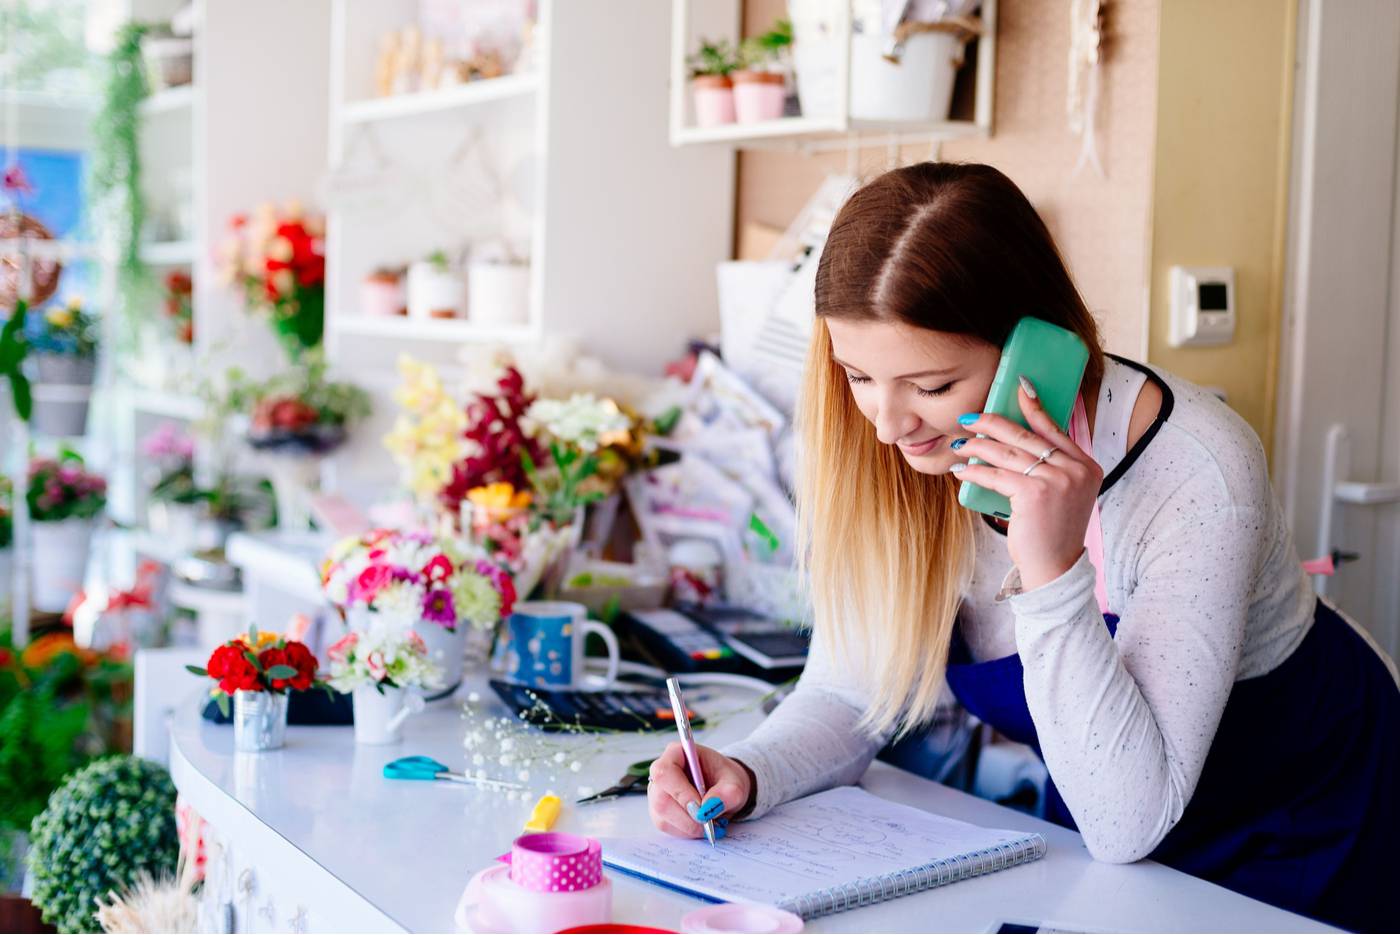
[326,632,358,664]
[366,651,387,682]
[421,588,456,628]
[405,630,427,654]
[421,554,453,583]
[351,565,392,604]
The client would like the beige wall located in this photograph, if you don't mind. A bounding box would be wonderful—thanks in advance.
[738,0,1162,356]
[1147,0,1295,449]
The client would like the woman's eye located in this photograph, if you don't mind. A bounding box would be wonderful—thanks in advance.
[916,382,954,398]
[845,373,872,385]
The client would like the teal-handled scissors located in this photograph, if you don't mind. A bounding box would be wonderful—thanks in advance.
[383,755,527,792]
[575,759,654,805]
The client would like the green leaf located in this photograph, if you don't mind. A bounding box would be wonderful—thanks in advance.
[247,623,258,644]
[243,650,261,671]
[184,665,208,677]
[10,370,31,422]
[265,665,298,680]
[652,405,682,436]
[216,693,229,718]
[520,448,537,479]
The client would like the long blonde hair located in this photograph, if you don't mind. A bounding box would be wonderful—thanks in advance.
[799,163,1104,739]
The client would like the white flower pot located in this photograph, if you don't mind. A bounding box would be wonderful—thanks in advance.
[467,261,531,327]
[406,262,464,320]
[31,518,96,613]
[848,29,961,123]
[353,684,420,745]
[416,621,469,697]
[33,354,96,385]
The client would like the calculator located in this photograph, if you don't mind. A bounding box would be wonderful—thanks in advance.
[489,679,705,733]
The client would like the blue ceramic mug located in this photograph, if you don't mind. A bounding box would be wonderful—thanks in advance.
[505,601,620,690]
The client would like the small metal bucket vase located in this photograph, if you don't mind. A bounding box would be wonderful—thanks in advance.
[233,690,289,752]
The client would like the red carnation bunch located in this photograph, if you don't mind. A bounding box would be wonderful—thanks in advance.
[188,626,325,715]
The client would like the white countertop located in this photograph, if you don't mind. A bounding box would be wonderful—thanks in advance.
[169,674,1331,934]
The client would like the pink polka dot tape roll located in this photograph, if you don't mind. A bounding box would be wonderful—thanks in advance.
[508,832,603,893]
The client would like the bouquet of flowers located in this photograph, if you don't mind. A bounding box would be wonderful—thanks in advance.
[218,354,370,455]
[325,618,443,694]
[321,529,516,633]
[163,270,193,345]
[217,201,325,360]
[185,625,323,716]
[25,297,98,360]
[28,451,107,523]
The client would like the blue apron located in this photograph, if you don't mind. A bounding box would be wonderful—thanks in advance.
[941,600,1399,932]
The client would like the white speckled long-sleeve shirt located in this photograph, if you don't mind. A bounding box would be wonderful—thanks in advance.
[723,357,1345,863]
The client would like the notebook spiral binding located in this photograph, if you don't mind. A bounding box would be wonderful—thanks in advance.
[780,834,1048,920]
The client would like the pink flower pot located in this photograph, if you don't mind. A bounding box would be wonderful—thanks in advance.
[360,275,404,318]
[732,71,786,123]
[692,75,735,127]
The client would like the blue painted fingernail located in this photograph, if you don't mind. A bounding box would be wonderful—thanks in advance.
[685,801,700,820]
[715,824,727,839]
[950,438,967,451]
[950,463,967,474]
[1018,375,1038,400]
[717,817,730,827]
[697,797,724,822]
[958,413,980,426]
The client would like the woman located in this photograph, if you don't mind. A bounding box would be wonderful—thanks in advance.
[647,163,1399,932]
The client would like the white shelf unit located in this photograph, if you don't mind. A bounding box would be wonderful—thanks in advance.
[669,0,996,150]
[323,0,734,504]
[108,0,332,533]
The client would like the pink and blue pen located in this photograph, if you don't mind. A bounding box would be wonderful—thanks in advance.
[666,677,721,847]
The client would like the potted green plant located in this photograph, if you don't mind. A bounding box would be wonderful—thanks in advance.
[407,248,464,320]
[734,19,792,123]
[25,297,98,438]
[27,450,107,613]
[687,38,738,128]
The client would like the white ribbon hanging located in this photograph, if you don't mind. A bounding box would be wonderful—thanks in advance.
[1067,0,1106,179]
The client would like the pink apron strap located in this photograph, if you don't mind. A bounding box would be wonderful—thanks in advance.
[1069,396,1111,616]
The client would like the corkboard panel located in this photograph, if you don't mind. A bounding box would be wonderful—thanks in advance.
[737,0,1161,356]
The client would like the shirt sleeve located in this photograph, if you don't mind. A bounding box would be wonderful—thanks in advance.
[1010,466,1258,863]
[721,623,894,820]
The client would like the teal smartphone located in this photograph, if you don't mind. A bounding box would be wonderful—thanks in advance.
[956,317,1090,519]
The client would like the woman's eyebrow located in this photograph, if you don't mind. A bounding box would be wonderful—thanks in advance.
[831,356,956,380]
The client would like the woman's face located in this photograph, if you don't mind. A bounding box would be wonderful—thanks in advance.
[825,318,1001,475]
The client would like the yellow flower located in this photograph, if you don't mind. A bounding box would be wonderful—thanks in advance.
[45,307,74,329]
[66,294,83,311]
[468,483,531,510]
[235,629,280,649]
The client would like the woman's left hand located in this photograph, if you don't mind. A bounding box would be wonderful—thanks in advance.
[952,377,1104,591]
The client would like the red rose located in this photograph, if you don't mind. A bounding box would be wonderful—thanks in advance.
[281,642,318,691]
[258,646,290,690]
[206,644,243,681]
[217,650,261,695]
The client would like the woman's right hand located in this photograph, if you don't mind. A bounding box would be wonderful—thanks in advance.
[647,742,753,839]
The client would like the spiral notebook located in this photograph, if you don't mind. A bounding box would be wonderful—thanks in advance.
[599,786,1046,920]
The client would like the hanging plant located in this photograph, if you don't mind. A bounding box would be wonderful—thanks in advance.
[89,22,150,325]
[0,299,32,422]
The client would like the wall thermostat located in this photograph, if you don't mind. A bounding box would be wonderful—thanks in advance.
[1168,265,1235,347]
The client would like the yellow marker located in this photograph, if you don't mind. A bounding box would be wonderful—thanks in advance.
[523,794,562,832]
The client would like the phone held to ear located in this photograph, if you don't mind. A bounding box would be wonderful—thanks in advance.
[957,317,1090,520]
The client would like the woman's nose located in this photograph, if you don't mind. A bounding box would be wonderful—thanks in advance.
[873,393,918,445]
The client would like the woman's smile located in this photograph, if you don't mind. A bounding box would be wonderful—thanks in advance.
[898,434,945,457]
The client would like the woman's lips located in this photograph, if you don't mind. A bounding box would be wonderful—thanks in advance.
[898,434,943,456]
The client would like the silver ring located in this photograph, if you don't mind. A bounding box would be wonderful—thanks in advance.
[1038,446,1057,462]
[1022,461,1040,476]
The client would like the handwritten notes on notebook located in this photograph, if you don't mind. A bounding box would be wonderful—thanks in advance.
[599,785,1045,916]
